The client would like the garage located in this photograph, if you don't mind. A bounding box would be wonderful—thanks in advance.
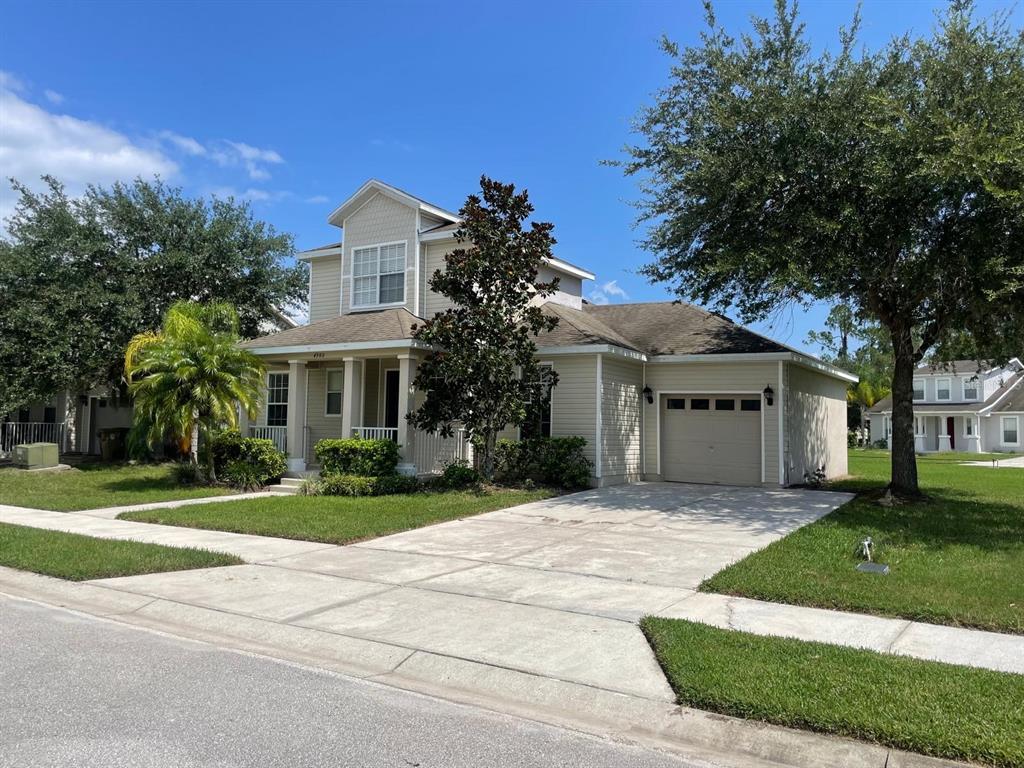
[659,394,762,485]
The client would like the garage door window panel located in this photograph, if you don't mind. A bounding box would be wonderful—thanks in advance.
[691,399,710,410]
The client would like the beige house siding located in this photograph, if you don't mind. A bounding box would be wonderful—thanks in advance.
[422,241,459,318]
[548,354,599,480]
[785,363,848,482]
[642,361,780,485]
[308,256,342,323]
[342,193,418,315]
[600,355,643,484]
[304,364,347,458]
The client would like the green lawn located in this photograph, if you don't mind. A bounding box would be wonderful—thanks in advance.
[0,463,232,511]
[703,450,1024,634]
[119,487,557,544]
[0,522,242,580]
[643,618,1024,767]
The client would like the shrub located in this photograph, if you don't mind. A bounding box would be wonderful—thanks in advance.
[847,430,859,448]
[223,460,266,492]
[209,430,287,486]
[319,472,420,497]
[297,478,324,496]
[315,438,399,477]
[433,459,482,490]
[173,461,205,486]
[495,436,592,489]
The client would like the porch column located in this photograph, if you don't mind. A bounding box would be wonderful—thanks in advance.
[966,415,982,453]
[938,416,952,452]
[396,353,417,476]
[341,357,363,439]
[286,359,307,472]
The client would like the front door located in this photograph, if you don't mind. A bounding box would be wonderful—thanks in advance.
[384,370,400,430]
[946,417,955,450]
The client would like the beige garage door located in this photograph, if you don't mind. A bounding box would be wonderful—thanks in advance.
[660,394,762,485]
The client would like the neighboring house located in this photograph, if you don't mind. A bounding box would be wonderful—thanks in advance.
[240,179,855,487]
[1,311,299,459]
[867,359,1024,454]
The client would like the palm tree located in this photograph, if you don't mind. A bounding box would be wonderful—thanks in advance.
[847,380,889,446]
[124,301,265,480]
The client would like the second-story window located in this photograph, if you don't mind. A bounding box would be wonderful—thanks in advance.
[963,377,979,400]
[912,379,925,401]
[936,377,951,401]
[352,242,406,308]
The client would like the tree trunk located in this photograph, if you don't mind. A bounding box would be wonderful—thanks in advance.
[888,325,920,497]
[190,410,200,467]
[479,429,497,481]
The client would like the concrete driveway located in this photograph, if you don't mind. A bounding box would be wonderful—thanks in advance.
[90,482,849,704]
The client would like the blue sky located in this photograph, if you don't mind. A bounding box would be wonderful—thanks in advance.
[1,0,1018,352]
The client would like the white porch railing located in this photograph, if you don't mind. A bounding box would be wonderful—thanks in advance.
[1,422,66,457]
[352,427,399,442]
[249,425,288,454]
[414,427,471,473]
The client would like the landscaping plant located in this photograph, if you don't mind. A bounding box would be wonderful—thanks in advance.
[124,302,265,482]
[314,438,399,477]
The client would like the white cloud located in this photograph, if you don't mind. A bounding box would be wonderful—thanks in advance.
[306,194,329,204]
[588,279,629,305]
[0,76,177,225]
[43,89,64,105]
[158,130,206,156]
[209,186,291,203]
[0,71,25,92]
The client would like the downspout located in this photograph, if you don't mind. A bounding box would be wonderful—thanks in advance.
[641,361,646,478]
[595,354,603,484]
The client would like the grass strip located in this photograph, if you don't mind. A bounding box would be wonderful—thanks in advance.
[642,617,1024,767]
[0,522,242,580]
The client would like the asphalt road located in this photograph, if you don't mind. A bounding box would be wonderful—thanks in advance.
[0,596,700,768]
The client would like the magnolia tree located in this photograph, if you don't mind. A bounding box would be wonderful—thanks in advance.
[618,1,1024,496]
[410,177,560,479]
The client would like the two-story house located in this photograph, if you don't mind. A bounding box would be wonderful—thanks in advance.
[241,179,856,486]
[868,359,1024,454]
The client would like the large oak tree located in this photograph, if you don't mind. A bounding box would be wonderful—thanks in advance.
[619,0,1024,495]
[0,177,307,416]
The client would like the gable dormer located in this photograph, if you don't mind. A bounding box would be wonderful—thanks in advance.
[301,179,594,324]
[302,180,460,323]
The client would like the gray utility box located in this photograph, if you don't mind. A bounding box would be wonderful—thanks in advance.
[13,442,59,470]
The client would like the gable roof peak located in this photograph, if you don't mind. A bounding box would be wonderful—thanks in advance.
[327,179,460,227]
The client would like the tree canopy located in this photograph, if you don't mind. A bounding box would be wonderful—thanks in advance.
[409,176,559,479]
[619,0,1024,495]
[0,176,306,415]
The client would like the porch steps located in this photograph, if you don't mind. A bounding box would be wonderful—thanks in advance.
[266,476,305,495]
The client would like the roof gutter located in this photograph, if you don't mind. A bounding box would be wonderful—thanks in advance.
[246,339,429,356]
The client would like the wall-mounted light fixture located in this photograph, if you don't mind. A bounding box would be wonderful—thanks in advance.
[763,385,774,406]
[642,385,654,405]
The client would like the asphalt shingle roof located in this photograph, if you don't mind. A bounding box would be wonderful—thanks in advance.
[241,308,419,349]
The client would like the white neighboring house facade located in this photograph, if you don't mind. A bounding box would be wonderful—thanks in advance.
[867,359,1024,454]
[239,179,856,487]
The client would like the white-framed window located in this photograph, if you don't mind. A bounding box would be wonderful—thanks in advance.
[962,377,979,400]
[351,241,406,309]
[325,369,344,416]
[1002,415,1020,446]
[935,378,951,401]
[912,379,925,401]
[267,373,289,426]
[965,418,975,437]
[914,416,926,436]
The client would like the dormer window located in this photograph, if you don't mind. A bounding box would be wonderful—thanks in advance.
[912,379,925,401]
[963,377,979,400]
[352,242,406,308]
[936,378,951,401]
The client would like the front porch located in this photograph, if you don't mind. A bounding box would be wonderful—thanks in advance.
[243,351,470,476]
[879,412,984,453]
